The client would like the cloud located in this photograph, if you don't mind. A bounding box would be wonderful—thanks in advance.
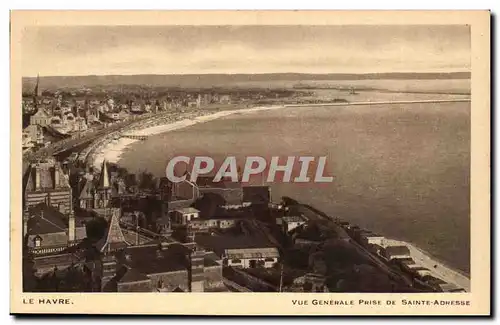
[21,25,470,76]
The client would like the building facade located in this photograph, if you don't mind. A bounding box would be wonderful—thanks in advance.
[23,157,72,215]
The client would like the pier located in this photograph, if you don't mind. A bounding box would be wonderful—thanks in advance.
[121,134,149,141]
[284,98,471,108]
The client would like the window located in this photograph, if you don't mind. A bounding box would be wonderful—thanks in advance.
[231,259,241,264]
[264,258,275,262]
[34,236,42,247]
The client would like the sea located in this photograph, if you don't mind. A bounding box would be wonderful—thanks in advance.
[118,102,471,274]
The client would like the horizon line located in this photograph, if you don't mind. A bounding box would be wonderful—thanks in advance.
[22,71,472,79]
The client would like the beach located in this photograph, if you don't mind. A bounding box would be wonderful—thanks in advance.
[88,102,470,292]
[384,239,470,292]
[91,105,285,170]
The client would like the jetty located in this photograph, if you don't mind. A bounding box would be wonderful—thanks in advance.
[121,134,149,141]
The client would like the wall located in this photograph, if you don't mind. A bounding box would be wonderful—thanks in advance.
[264,258,278,268]
[284,221,305,233]
[190,218,236,231]
[117,280,152,292]
[203,265,224,290]
[26,189,72,214]
[227,256,277,269]
[148,270,189,292]
[227,258,244,268]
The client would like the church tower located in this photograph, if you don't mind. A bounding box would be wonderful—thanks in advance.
[96,209,130,291]
[33,74,40,108]
[95,159,112,208]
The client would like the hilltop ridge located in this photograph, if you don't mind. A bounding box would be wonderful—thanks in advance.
[22,72,471,90]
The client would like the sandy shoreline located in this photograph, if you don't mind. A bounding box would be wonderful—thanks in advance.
[91,105,285,170]
[88,104,470,291]
[383,239,470,292]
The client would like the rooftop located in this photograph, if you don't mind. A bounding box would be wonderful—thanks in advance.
[195,175,242,189]
[282,215,306,223]
[24,161,71,193]
[117,267,150,284]
[175,207,200,214]
[195,233,275,258]
[438,282,463,292]
[27,203,67,235]
[384,245,411,257]
[122,244,189,275]
[225,247,279,259]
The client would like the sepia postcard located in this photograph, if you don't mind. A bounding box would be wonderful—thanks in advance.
[10,10,490,316]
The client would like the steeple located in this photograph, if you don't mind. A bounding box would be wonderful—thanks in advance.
[33,74,40,108]
[98,159,110,189]
[97,209,130,253]
[34,74,40,97]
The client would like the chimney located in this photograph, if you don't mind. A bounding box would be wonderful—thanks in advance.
[54,164,60,188]
[189,248,205,292]
[34,164,41,190]
[68,209,75,242]
[23,207,29,237]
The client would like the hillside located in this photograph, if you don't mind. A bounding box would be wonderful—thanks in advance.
[22,72,471,91]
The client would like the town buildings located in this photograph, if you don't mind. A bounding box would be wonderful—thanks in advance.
[29,108,51,127]
[195,234,280,269]
[86,210,227,292]
[23,157,72,215]
[23,202,86,255]
[77,160,120,210]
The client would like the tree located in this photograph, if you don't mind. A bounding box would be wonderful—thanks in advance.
[138,171,156,191]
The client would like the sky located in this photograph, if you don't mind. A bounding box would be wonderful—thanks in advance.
[21,25,471,77]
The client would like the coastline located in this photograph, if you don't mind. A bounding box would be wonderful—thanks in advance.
[87,103,470,292]
[383,238,470,292]
[90,105,285,170]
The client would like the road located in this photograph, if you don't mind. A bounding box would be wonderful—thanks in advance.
[295,203,416,288]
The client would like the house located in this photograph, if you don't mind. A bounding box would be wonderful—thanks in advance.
[23,158,72,215]
[95,207,131,254]
[170,178,200,202]
[189,216,239,231]
[90,216,227,293]
[111,244,226,293]
[171,207,200,226]
[383,245,411,261]
[24,202,86,256]
[76,160,113,210]
[301,273,329,292]
[359,231,385,247]
[393,257,417,272]
[225,247,279,268]
[31,252,81,277]
[24,124,44,145]
[345,225,362,241]
[195,234,279,269]
[167,174,243,215]
[421,274,446,287]
[436,282,466,293]
[219,95,231,104]
[406,266,432,279]
[281,215,306,234]
[30,107,51,127]
[194,173,244,209]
